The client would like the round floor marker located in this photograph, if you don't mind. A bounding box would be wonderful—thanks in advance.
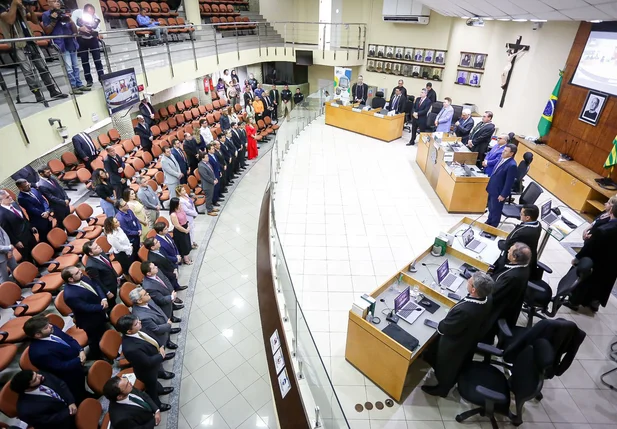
[375,401,384,410]
[355,404,364,412]
[364,402,374,410]
[385,399,394,407]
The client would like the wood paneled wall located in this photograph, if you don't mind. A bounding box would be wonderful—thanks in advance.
[547,22,617,179]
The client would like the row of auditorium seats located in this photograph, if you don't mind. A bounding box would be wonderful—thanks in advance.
[101,1,179,19]
[200,3,240,17]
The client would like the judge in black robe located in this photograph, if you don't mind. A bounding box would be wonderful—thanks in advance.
[422,272,494,397]
[493,205,541,280]
[569,208,617,311]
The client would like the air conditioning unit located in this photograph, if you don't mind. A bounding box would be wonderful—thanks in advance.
[382,0,430,25]
[383,15,429,24]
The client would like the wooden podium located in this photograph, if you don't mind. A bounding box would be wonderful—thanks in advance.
[324,103,405,142]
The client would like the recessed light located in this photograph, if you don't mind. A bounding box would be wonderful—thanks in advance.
[483,17,494,20]
[461,16,470,19]
[589,20,603,23]
[513,19,528,22]
[530,19,547,22]
[497,18,511,21]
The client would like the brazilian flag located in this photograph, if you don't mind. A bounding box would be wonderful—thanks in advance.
[604,136,617,172]
[538,70,564,138]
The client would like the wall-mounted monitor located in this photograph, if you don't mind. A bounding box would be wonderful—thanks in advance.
[571,26,617,96]
[296,50,313,66]
[101,68,140,114]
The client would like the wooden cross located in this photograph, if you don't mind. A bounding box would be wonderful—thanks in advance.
[499,36,530,108]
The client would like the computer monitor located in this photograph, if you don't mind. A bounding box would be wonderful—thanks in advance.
[541,200,552,219]
[394,286,410,312]
[436,260,449,284]
[462,228,474,247]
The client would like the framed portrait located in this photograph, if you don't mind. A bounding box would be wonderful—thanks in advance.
[368,44,377,57]
[412,65,421,77]
[376,61,384,72]
[384,62,393,73]
[404,48,413,60]
[402,64,412,77]
[469,72,482,86]
[376,45,385,58]
[434,51,446,65]
[422,68,430,79]
[367,60,375,71]
[393,63,402,75]
[460,53,473,67]
[424,50,435,63]
[456,70,469,85]
[473,54,486,69]
[385,46,395,58]
[394,47,404,59]
[431,68,442,81]
[414,49,424,62]
[579,90,608,126]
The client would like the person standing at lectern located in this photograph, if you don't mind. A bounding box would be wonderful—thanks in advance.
[351,75,369,105]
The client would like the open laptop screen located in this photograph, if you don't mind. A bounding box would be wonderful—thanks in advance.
[394,286,410,312]
[462,228,474,246]
[541,200,552,219]
[436,260,449,284]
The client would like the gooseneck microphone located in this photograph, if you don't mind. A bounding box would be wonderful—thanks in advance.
[422,262,439,286]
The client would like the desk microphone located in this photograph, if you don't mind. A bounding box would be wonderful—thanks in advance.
[408,259,417,273]
[421,263,439,286]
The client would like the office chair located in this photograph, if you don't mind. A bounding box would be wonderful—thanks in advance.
[511,152,534,199]
[456,338,554,429]
[431,101,443,114]
[426,112,438,132]
[501,182,543,223]
[523,257,593,327]
[371,91,386,109]
[403,95,415,132]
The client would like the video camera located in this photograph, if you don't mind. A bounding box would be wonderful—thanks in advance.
[76,12,100,37]
[50,8,72,23]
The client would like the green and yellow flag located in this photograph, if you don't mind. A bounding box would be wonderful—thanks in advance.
[604,136,617,172]
[538,70,564,138]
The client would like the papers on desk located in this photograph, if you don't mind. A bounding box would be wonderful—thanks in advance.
[548,220,574,240]
[373,113,385,118]
[330,102,340,107]
[352,108,362,112]
[352,294,376,319]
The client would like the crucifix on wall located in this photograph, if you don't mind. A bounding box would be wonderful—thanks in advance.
[499,36,530,107]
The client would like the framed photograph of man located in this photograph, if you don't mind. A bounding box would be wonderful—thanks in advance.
[376,45,385,58]
[368,44,377,57]
[393,63,402,75]
[473,54,486,69]
[460,53,473,67]
[384,62,393,73]
[367,60,375,72]
[469,72,482,86]
[412,65,421,77]
[434,51,446,65]
[424,50,435,63]
[456,70,469,85]
[402,64,412,77]
[431,68,443,81]
[376,61,384,72]
[414,49,424,62]
[579,90,607,126]
[385,46,395,58]
[395,47,404,59]
[404,48,413,60]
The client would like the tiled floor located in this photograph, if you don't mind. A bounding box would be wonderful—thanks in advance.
[273,118,617,429]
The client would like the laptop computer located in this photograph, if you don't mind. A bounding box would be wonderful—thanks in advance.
[394,286,425,325]
[437,260,465,292]
[462,228,487,253]
[541,200,559,225]
[461,164,474,177]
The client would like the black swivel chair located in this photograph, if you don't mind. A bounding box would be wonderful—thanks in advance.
[403,95,415,132]
[523,257,593,327]
[371,91,386,110]
[426,112,438,132]
[456,338,554,429]
[511,152,534,198]
[501,181,543,223]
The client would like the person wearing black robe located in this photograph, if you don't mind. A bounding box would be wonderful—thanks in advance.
[421,272,494,397]
[493,205,541,280]
[568,204,617,312]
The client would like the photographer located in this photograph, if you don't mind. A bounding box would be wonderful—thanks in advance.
[42,0,89,95]
[71,3,103,87]
[0,0,68,102]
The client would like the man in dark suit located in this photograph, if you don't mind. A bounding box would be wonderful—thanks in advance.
[139,97,156,127]
[208,143,224,203]
[144,237,187,294]
[467,110,496,165]
[171,139,189,184]
[134,115,154,155]
[83,240,119,311]
[351,75,369,105]
[261,93,273,121]
[453,108,474,144]
[183,131,200,175]
[72,132,99,171]
[11,370,77,429]
[61,266,109,360]
[104,376,161,428]
[16,178,52,243]
[104,145,126,199]
[269,84,280,121]
[116,314,173,413]
[407,88,432,146]
[153,222,181,266]
[24,316,87,404]
[37,166,71,228]
[230,122,247,170]
[0,189,37,262]
[141,261,182,324]
[485,143,518,227]
[389,79,407,101]
[493,205,541,280]
[425,82,437,103]
[388,87,406,114]
[129,287,180,350]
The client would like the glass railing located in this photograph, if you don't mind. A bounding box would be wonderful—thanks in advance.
[263,83,350,428]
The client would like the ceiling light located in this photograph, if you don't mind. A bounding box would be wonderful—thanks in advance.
[483,17,494,20]
[461,16,470,19]
[589,20,603,23]
[497,18,511,21]
[513,19,528,22]
[530,19,547,22]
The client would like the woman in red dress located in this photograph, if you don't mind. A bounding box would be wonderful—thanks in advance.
[246,118,258,160]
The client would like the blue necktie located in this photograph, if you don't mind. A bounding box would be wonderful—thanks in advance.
[50,334,69,348]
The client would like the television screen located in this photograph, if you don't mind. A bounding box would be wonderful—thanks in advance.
[571,30,617,96]
[296,50,313,66]
[101,68,140,114]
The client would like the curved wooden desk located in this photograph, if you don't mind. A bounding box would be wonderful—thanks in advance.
[324,103,405,142]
